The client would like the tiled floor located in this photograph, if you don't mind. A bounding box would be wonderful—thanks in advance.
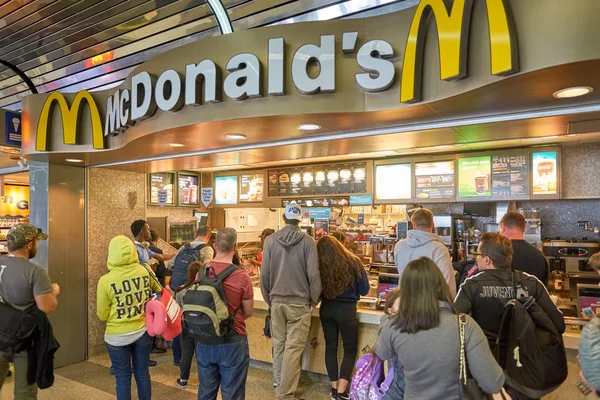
[0,349,595,399]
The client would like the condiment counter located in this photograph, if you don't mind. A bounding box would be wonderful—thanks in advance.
[247,287,384,375]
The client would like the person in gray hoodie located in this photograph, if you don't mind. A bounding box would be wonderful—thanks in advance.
[260,203,322,400]
[394,208,456,297]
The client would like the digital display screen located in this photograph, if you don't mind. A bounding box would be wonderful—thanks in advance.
[215,176,238,205]
[532,151,558,195]
[375,164,412,200]
[415,161,455,200]
[458,157,491,197]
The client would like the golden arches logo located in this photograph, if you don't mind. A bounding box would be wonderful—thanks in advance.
[401,0,519,103]
[35,91,104,151]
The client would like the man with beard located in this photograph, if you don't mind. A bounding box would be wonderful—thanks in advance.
[0,224,60,398]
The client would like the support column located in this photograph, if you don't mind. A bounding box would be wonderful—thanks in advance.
[29,161,87,367]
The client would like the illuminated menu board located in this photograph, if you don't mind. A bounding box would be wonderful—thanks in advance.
[215,176,238,205]
[290,169,302,195]
[313,166,327,195]
[375,164,412,201]
[240,174,264,202]
[491,153,529,198]
[532,151,558,196]
[352,163,367,193]
[178,174,199,206]
[338,164,353,194]
[458,157,491,197]
[415,161,455,200]
[150,172,175,205]
[268,170,279,197]
[301,167,314,195]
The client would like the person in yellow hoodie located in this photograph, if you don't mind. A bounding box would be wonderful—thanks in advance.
[97,235,160,400]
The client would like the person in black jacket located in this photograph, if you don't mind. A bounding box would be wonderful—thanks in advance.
[455,232,565,400]
[500,211,549,285]
[317,235,370,400]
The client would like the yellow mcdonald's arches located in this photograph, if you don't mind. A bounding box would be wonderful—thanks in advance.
[35,90,104,151]
[401,0,519,103]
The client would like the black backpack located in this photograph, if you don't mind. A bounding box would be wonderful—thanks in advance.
[182,264,240,345]
[495,272,568,392]
[169,243,206,290]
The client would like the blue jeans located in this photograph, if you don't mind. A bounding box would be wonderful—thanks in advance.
[173,334,182,364]
[196,335,249,400]
[106,333,152,400]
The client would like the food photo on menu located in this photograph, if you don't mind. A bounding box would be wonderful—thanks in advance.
[458,156,491,197]
[240,174,264,202]
[532,151,558,195]
[215,176,238,205]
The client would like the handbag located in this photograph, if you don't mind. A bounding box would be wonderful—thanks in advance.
[143,264,182,341]
[263,308,272,338]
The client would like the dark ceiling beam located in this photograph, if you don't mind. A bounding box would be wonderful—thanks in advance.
[0,59,38,95]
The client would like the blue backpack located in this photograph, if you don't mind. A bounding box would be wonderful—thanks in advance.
[169,243,206,290]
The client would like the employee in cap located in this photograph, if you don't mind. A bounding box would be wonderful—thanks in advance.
[0,224,60,397]
[260,203,322,399]
[251,228,275,269]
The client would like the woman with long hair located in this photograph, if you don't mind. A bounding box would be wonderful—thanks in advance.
[317,235,370,400]
[376,257,507,399]
[173,261,204,389]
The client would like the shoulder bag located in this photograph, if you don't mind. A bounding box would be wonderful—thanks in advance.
[142,264,182,341]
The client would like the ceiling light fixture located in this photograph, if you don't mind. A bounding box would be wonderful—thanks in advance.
[542,136,559,139]
[297,124,321,131]
[167,142,185,148]
[553,86,593,99]
[4,179,15,182]
[224,134,247,140]
[65,159,84,163]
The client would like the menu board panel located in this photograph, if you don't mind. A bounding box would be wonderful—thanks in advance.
[178,174,199,206]
[532,151,558,195]
[326,166,339,194]
[240,173,264,202]
[491,153,529,198]
[458,157,491,197]
[338,164,353,194]
[301,167,314,195]
[375,164,412,200]
[290,169,302,195]
[278,169,291,195]
[268,170,279,197]
[415,161,455,200]
[215,176,238,205]
[352,163,367,193]
[150,172,175,205]
[313,166,327,195]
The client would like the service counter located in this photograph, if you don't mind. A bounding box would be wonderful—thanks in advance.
[247,287,383,375]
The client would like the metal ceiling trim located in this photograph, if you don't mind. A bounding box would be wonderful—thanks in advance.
[89,102,600,169]
[0,0,75,40]
[0,0,145,60]
[0,0,48,22]
[0,0,105,54]
[0,59,37,94]
[341,0,419,19]
[207,0,234,34]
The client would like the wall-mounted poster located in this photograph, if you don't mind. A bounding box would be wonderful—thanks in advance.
[491,153,528,198]
[268,170,279,197]
[150,172,175,205]
[375,164,412,201]
[240,173,264,202]
[415,161,455,200]
[215,176,238,205]
[352,163,367,193]
[178,173,199,206]
[532,151,558,196]
[458,157,491,197]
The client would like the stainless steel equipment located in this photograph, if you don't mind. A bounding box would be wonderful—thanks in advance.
[543,240,600,274]
[524,218,542,246]
[147,216,198,249]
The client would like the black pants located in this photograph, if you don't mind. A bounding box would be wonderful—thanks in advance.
[179,330,196,380]
[320,303,359,382]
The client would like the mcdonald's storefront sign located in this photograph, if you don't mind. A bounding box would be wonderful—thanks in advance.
[32,0,519,152]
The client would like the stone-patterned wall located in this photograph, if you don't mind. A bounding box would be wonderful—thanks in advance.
[562,144,600,199]
[87,168,146,355]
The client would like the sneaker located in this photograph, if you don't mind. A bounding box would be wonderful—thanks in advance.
[336,391,350,400]
[149,360,157,367]
[330,387,337,400]
[176,378,188,389]
[273,381,278,388]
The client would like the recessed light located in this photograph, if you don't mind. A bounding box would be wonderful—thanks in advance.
[297,124,321,131]
[4,179,15,182]
[224,134,247,140]
[167,142,185,147]
[65,159,83,163]
[553,86,593,99]
[542,136,559,139]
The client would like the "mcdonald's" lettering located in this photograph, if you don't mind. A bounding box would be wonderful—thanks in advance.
[35,91,104,151]
[401,0,519,103]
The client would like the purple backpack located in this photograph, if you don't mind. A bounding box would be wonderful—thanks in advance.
[350,353,395,400]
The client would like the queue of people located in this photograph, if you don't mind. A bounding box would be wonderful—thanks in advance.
[0,204,575,400]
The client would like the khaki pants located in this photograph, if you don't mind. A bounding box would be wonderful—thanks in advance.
[272,303,312,400]
[0,350,38,400]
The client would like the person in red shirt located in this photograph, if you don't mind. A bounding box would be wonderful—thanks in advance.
[196,227,254,400]
[251,228,275,268]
